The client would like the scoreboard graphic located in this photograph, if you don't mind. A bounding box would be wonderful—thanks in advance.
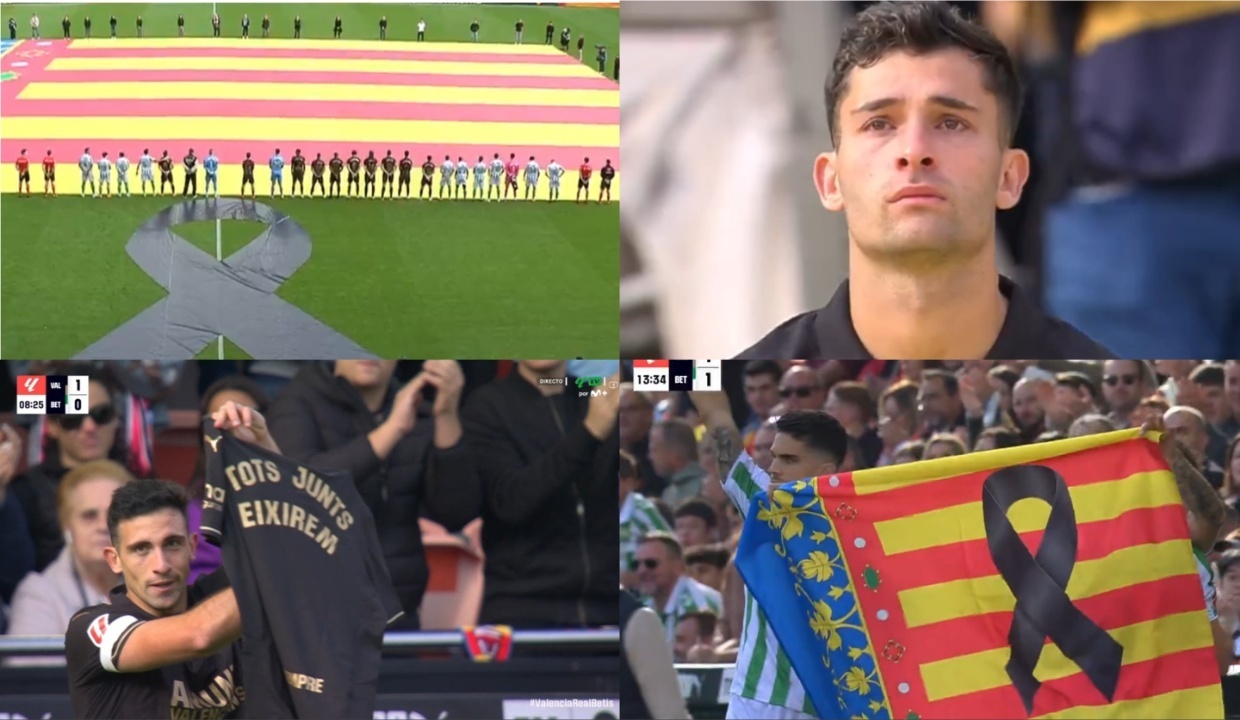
[632,360,721,392]
[16,375,90,415]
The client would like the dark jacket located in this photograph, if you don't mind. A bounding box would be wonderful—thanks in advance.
[268,362,480,629]
[462,371,619,628]
[10,455,71,572]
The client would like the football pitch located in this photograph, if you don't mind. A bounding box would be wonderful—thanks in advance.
[0,3,619,359]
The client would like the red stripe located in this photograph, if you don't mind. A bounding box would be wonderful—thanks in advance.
[881,503,1188,589]
[62,46,581,64]
[916,647,1219,719]
[3,141,616,168]
[5,99,619,124]
[846,439,1167,523]
[35,69,614,90]
[908,574,1206,664]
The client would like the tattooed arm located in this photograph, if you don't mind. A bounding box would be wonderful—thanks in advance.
[689,390,742,481]
[1167,439,1228,552]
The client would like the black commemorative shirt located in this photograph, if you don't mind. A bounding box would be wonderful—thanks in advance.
[737,275,1114,360]
[65,570,241,720]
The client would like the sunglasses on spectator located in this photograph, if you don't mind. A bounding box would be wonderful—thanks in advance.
[779,386,815,399]
[1102,374,1138,387]
[630,559,659,571]
[55,403,116,431]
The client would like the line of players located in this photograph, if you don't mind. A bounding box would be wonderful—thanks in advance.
[13,148,615,203]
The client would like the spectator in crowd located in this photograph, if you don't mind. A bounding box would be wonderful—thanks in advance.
[650,419,706,506]
[6,460,133,664]
[696,432,731,535]
[1220,362,1240,440]
[0,424,33,617]
[1069,413,1117,439]
[876,380,918,466]
[973,425,1020,453]
[267,360,480,630]
[1165,406,1226,490]
[1189,363,1232,468]
[673,498,717,550]
[1010,377,1048,443]
[461,360,619,628]
[778,365,827,413]
[1102,359,1154,429]
[1051,371,1099,433]
[9,365,128,572]
[620,590,691,720]
[825,381,881,468]
[621,449,671,590]
[184,375,269,583]
[1158,360,1202,407]
[1131,396,1171,431]
[891,440,926,465]
[672,611,717,663]
[751,418,778,472]
[1214,551,1240,663]
[1222,435,1240,507]
[983,364,1021,422]
[740,362,782,447]
[919,369,967,440]
[633,532,720,643]
[683,543,729,593]
[105,362,185,431]
[620,384,661,496]
[924,433,967,460]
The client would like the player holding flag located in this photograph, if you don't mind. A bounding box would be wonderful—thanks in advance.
[269,148,285,198]
[504,153,520,200]
[97,152,112,198]
[115,152,131,197]
[576,157,593,204]
[523,156,541,201]
[547,159,564,202]
[438,155,454,199]
[79,147,97,198]
[42,150,57,197]
[488,153,504,201]
[138,149,155,196]
[472,156,486,200]
[14,149,31,197]
[204,149,220,198]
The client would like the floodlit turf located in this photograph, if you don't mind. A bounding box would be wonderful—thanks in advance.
[1,196,619,358]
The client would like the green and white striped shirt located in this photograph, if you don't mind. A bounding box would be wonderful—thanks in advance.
[723,452,816,715]
[620,491,672,575]
[649,574,723,644]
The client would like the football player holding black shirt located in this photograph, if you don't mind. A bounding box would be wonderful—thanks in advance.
[346,151,362,197]
[381,150,397,199]
[291,150,306,197]
[420,155,435,199]
[310,153,326,197]
[363,151,378,198]
[399,151,414,197]
[329,152,344,197]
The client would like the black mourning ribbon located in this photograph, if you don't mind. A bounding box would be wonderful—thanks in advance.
[981,465,1124,716]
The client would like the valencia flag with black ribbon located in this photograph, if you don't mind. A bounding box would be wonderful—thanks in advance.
[200,419,405,719]
[733,428,1224,719]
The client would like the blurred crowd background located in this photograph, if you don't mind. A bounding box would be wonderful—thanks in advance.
[619,359,1240,676]
[620,1,1240,358]
[0,359,621,661]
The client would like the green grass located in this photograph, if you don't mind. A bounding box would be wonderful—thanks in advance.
[2,3,619,65]
[175,219,267,259]
[1,196,619,358]
[195,336,251,359]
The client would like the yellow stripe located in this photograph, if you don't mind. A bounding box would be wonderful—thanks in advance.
[2,117,618,148]
[1077,1,1240,55]
[921,610,1213,701]
[0,165,621,201]
[67,38,570,55]
[48,56,599,78]
[19,82,619,108]
[850,429,1148,496]
[898,539,1195,628]
[1035,685,1222,720]
[875,470,1179,556]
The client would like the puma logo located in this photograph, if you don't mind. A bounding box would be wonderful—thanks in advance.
[205,434,222,452]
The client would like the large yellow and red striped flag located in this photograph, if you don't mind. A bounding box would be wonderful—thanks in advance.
[734,429,1223,719]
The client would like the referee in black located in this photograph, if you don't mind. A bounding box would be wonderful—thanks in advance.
[65,402,272,719]
[181,149,198,197]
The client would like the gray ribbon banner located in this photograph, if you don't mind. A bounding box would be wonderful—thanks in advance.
[76,199,376,360]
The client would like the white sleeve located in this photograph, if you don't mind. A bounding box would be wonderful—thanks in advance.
[722,450,769,517]
[98,615,143,672]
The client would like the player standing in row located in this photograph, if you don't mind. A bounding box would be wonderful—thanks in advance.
[14,149,31,197]
[472,156,487,199]
[204,149,219,198]
[211,12,220,38]
[329,153,344,197]
[158,151,175,195]
[182,148,198,197]
[364,151,378,198]
[576,157,592,204]
[311,153,326,197]
[438,155,454,199]
[599,159,615,203]
[488,153,504,200]
[333,16,343,39]
[547,159,564,201]
[524,156,541,201]
[346,151,361,197]
[116,152,131,197]
[291,150,306,197]
[261,15,270,39]
[241,13,249,39]
[241,153,256,197]
[138,150,154,196]
[379,16,388,41]
[454,157,468,198]
[505,154,521,200]
[97,152,113,198]
[269,148,284,198]
[79,148,97,198]
[399,151,414,198]
[42,150,56,197]
[420,155,435,199]
[381,150,397,199]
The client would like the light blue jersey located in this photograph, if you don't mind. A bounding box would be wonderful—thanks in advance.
[139,154,154,178]
[548,162,565,186]
[525,160,541,183]
[489,158,504,184]
[269,154,284,178]
[79,153,94,176]
[116,157,130,177]
[97,157,111,180]
[440,160,454,184]
[455,162,468,185]
[204,154,219,177]
[473,162,486,186]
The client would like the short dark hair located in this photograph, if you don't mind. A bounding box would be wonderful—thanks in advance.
[107,478,188,548]
[1217,549,1240,580]
[922,368,959,395]
[879,380,919,415]
[987,365,1022,394]
[655,418,699,461]
[829,381,876,422]
[679,611,717,640]
[976,425,1020,451]
[684,542,731,570]
[675,498,718,529]
[619,449,638,479]
[773,411,848,466]
[1191,363,1225,388]
[743,360,782,385]
[1056,371,1099,403]
[825,1,1023,147]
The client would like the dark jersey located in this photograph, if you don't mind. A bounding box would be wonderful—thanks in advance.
[201,421,402,719]
[292,155,306,175]
[294,18,301,29]
[516,21,524,31]
[380,18,387,29]
[262,17,270,29]
[242,159,255,178]
[65,570,241,720]
[159,157,173,174]
[470,22,480,32]
[421,161,435,178]
[601,165,615,182]
[399,158,413,177]
[311,159,325,177]
[330,158,344,177]
[347,157,361,176]
[381,157,396,176]
[184,155,197,173]
[334,18,342,30]
[364,157,378,176]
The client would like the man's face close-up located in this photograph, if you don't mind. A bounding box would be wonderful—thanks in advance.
[818,48,1027,266]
